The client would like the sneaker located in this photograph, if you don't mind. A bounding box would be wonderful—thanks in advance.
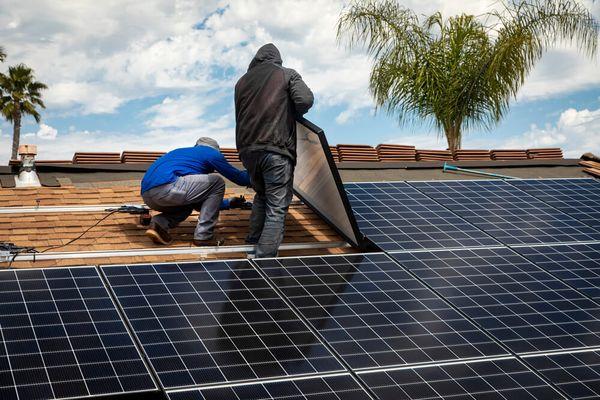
[193,237,225,247]
[145,222,172,245]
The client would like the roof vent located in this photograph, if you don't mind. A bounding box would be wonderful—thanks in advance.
[15,144,41,188]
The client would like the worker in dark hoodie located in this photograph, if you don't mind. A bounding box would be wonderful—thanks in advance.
[235,43,314,258]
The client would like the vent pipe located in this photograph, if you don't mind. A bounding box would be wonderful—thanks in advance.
[14,144,41,187]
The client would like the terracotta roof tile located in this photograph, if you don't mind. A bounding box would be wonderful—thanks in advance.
[0,185,351,268]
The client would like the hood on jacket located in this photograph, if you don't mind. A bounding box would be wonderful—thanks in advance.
[248,43,282,71]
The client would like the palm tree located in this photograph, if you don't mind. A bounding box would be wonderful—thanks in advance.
[0,64,47,160]
[337,0,599,152]
[0,46,5,63]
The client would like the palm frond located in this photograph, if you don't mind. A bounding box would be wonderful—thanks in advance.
[337,0,599,151]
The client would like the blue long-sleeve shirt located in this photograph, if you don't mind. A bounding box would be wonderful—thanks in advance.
[141,145,250,194]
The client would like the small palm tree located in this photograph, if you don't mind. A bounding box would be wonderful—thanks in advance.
[0,64,47,160]
[337,0,599,152]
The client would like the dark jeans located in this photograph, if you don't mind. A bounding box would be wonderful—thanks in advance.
[241,151,294,258]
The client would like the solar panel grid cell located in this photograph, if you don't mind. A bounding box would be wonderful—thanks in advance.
[255,253,507,371]
[0,267,156,400]
[409,180,600,245]
[359,358,563,400]
[344,182,499,251]
[101,260,344,390]
[509,179,600,228]
[166,374,373,400]
[514,243,600,300]
[391,247,600,355]
[525,350,600,400]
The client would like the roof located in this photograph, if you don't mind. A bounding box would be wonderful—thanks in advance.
[0,185,351,268]
[0,145,594,269]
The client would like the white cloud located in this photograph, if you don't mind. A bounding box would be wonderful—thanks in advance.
[502,107,600,158]
[144,94,223,129]
[36,124,58,140]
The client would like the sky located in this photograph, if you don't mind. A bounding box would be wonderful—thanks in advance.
[0,0,599,162]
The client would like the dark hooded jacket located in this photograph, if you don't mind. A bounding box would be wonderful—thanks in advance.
[234,43,314,162]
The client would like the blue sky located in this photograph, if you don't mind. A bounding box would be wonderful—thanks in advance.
[0,0,599,161]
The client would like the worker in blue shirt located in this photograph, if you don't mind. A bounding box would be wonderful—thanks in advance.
[141,137,251,246]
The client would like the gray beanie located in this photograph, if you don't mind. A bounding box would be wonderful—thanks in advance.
[195,137,220,151]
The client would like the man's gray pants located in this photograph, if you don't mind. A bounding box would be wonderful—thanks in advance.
[142,174,225,240]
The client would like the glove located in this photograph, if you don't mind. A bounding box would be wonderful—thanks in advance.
[228,195,246,209]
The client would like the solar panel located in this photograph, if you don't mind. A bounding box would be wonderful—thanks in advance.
[392,247,600,355]
[167,374,373,400]
[345,182,498,251]
[254,253,507,371]
[409,180,600,245]
[525,350,600,399]
[101,260,344,390]
[509,179,600,228]
[358,357,562,399]
[0,266,157,400]
[514,243,600,300]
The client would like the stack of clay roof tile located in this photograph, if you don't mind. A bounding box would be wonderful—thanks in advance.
[337,144,380,162]
[416,149,453,161]
[453,149,491,161]
[221,148,240,163]
[73,152,121,164]
[121,151,165,163]
[580,160,600,178]
[376,144,416,162]
[491,149,529,160]
[329,146,340,162]
[527,148,563,159]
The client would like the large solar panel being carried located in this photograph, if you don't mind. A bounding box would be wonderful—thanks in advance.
[255,253,507,370]
[409,180,600,245]
[391,247,600,355]
[167,374,373,400]
[524,349,600,399]
[101,260,344,389]
[358,358,562,399]
[0,267,157,400]
[515,243,600,300]
[345,182,498,251]
[509,178,600,228]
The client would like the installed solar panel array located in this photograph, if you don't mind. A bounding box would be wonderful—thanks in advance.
[409,180,600,245]
[0,267,157,400]
[345,182,498,251]
[3,177,600,399]
[508,179,600,228]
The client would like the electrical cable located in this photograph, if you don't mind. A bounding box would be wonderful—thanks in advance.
[38,210,118,254]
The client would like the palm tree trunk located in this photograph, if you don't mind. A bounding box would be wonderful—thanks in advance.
[11,107,21,160]
[445,124,462,153]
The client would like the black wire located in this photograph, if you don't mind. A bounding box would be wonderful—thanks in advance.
[39,210,118,254]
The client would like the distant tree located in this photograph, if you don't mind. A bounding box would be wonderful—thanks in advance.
[0,46,5,63]
[0,64,48,159]
[337,0,599,152]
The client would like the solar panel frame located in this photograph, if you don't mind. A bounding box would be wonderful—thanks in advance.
[408,179,600,245]
[344,181,499,251]
[254,252,508,371]
[524,349,600,400]
[391,247,600,356]
[357,356,564,400]
[514,242,600,300]
[100,259,345,390]
[166,373,374,400]
[508,178,600,228]
[0,265,158,400]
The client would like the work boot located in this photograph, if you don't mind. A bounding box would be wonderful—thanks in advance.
[145,221,172,245]
[193,237,226,247]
